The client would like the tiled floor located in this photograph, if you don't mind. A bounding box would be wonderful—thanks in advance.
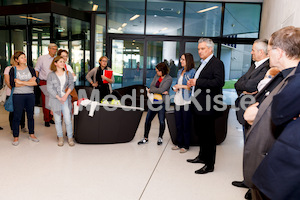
[0,106,247,200]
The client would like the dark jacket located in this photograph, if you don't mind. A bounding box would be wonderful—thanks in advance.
[235,59,269,96]
[252,63,300,200]
[192,55,225,116]
[234,59,270,125]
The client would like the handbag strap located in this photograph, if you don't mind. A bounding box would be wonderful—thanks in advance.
[10,66,17,95]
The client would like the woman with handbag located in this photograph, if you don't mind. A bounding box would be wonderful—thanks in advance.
[137,62,172,145]
[9,51,39,146]
[47,56,75,147]
[4,56,27,134]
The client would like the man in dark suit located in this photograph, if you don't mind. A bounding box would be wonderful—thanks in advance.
[186,38,225,174]
[234,39,270,133]
[243,26,300,199]
[232,39,270,197]
[235,39,269,97]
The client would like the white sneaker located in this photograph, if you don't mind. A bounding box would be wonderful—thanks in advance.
[157,137,163,145]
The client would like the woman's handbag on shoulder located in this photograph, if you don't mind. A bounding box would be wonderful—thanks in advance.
[65,71,78,103]
[4,67,16,112]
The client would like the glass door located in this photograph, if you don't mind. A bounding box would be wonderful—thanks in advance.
[111,39,144,89]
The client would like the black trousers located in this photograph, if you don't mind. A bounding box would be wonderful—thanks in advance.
[194,114,216,167]
[174,105,192,149]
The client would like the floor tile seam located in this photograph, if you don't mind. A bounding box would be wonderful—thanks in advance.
[138,138,170,200]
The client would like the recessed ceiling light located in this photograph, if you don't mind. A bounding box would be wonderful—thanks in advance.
[19,16,43,22]
[197,6,219,13]
[160,8,173,11]
[92,4,98,11]
[130,14,140,21]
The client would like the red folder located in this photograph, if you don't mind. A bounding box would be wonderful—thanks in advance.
[103,70,113,83]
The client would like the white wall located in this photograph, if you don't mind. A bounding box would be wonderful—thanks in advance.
[260,0,300,39]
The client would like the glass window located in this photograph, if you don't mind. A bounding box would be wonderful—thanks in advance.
[146,0,183,36]
[108,0,145,34]
[3,0,29,5]
[220,43,252,105]
[185,42,218,68]
[223,3,261,38]
[111,39,144,88]
[53,0,66,6]
[146,41,180,101]
[70,0,106,12]
[95,14,106,67]
[185,2,222,37]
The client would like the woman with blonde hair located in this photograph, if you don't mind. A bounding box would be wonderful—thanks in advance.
[47,56,75,146]
[86,56,115,100]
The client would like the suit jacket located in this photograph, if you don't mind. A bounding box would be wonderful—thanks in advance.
[252,62,300,200]
[243,67,297,188]
[191,55,225,116]
[235,60,269,124]
[235,59,269,96]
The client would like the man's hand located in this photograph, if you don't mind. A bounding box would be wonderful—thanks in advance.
[244,102,259,125]
[243,91,258,95]
[162,91,168,95]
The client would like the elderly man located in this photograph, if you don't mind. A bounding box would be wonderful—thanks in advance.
[232,39,270,198]
[243,26,300,199]
[186,38,225,174]
[35,43,57,127]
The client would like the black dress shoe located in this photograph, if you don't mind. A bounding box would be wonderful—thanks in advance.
[49,120,55,124]
[0,126,3,130]
[232,181,248,188]
[187,157,205,164]
[245,189,252,200]
[195,165,214,174]
[45,122,50,127]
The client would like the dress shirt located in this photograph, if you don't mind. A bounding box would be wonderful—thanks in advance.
[35,54,55,80]
[254,57,269,69]
[192,53,214,96]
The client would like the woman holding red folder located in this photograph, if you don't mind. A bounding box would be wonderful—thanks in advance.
[86,56,115,100]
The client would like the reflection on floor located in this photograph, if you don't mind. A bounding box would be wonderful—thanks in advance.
[0,106,247,200]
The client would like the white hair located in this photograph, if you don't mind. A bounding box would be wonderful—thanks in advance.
[198,38,214,52]
[48,43,57,49]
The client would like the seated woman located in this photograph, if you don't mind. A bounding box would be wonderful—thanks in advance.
[9,51,39,146]
[138,62,172,145]
[47,56,75,147]
[172,53,196,153]
[86,56,115,100]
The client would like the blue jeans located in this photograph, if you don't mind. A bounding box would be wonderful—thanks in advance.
[53,100,73,138]
[144,102,166,138]
[12,93,35,137]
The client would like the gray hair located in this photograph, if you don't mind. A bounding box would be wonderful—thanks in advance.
[254,39,268,55]
[198,38,214,52]
[48,43,57,49]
